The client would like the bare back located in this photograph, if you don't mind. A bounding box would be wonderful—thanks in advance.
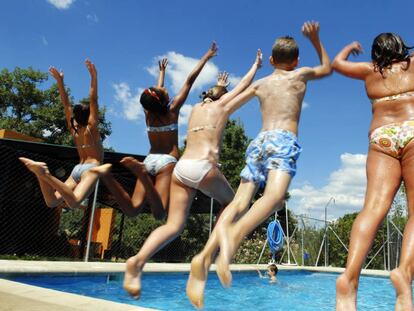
[146,110,180,159]
[73,125,103,164]
[181,101,229,163]
[255,69,308,135]
[363,56,414,131]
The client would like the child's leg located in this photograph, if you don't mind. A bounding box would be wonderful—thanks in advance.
[390,146,414,311]
[216,169,291,287]
[40,168,98,209]
[91,158,166,219]
[91,164,144,217]
[152,163,176,219]
[336,146,401,311]
[122,157,166,219]
[19,157,77,207]
[187,169,256,308]
[124,175,196,298]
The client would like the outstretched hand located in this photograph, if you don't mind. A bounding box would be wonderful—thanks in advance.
[85,59,97,78]
[206,41,218,59]
[302,21,320,42]
[255,49,263,68]
[348,41,364,56]
[158,58,168,71]
[49,66,64,82]
[216,72,230,87]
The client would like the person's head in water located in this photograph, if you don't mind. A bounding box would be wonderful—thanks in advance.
[140,87,170,115]
[267,264,278,278]
[200,85,228,102]
[270,36,299,70]
[71,99,90,132]
[371,33,413,74]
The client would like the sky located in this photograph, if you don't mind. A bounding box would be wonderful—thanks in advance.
[1,0,412,220]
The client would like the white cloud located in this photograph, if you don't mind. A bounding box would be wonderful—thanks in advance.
[86,13,99,23]
[41,36,48,46]
[178,104,193,126]
[146,51,219,94]
[47,0,75,9]
[302,101,310,110]
[228,75,242,87]
[112,83,144,121]
[290,153,367,219]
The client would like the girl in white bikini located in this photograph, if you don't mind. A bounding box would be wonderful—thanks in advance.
[91,43,218,219]
[123,49,262,299]
[19,59,103,209]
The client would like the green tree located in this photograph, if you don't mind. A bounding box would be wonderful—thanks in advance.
[220,119,251,189]
[0,67,111,145]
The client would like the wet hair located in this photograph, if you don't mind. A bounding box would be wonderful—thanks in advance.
[371,33,413,75]
[272,36,299,65]
[268,264,278,274]
[200,85,228,101]
[140,87,169,115]
[71,102,90,133]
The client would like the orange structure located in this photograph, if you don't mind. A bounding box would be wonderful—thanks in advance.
[91,208,116,259]
[0,129,43,142]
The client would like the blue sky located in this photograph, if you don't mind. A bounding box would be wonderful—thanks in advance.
[1,0,411,219]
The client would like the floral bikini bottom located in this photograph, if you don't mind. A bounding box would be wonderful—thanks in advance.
[369,120,414,158]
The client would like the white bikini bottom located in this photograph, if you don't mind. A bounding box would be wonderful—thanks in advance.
[173,159,213,189]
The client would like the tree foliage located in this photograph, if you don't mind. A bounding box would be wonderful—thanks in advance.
[220,119,251,189]
[0,67,111,145]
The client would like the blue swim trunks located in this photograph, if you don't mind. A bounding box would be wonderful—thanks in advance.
[240,129,302,187]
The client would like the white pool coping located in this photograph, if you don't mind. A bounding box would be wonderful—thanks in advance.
[0,260,390,310]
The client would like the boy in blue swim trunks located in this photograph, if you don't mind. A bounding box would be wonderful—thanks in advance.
[186,21,331,308]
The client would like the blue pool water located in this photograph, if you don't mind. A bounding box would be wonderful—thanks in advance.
[3,270,396,310]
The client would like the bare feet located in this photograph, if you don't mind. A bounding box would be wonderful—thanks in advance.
[390,268,413,311]
[335,273,357,311]
[89,163,112,176]
[123,257,142,299]
[215,224,233,288]
[186,254,210,309]
[121,157,146,177]
[19,157,50,176]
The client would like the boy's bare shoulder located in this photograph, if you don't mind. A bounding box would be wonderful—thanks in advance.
[294,66,314,77]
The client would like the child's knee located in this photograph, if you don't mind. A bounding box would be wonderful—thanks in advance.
[45,198,62,208]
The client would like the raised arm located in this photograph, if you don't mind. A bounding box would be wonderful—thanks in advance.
[170,42,218,112]
[49,66,73,131]
[157,58,168,88]
[300,21,332,80]
[219,49,262,105]
[332,42,372,80]
[224,80,258,115]
[85,59,99,126]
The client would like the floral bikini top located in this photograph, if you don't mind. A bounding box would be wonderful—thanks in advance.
[370,91,414,104]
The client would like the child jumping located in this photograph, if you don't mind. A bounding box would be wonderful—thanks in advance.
[186,22,331,308]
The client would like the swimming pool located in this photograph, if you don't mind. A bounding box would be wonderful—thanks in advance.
[3,270,397,310]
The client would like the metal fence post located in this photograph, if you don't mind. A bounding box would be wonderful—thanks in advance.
[84,180,100,262]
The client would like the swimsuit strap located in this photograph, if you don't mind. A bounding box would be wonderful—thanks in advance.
[370,90,414,104]
[147,123,178,133]
[79,126,96,149]
[188,125,217,132]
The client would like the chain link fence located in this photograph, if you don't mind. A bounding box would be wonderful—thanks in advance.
[0,138,409,270]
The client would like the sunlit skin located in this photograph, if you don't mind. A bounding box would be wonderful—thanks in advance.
[208,21,331,301]
[333,40,414,311]
[91,43,218,220]
[19,59,103,209]
[121,43,225,299]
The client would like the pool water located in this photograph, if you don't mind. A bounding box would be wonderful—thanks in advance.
[5,270,397,310]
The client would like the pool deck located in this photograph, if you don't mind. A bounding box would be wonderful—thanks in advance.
[0,260,390,310]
